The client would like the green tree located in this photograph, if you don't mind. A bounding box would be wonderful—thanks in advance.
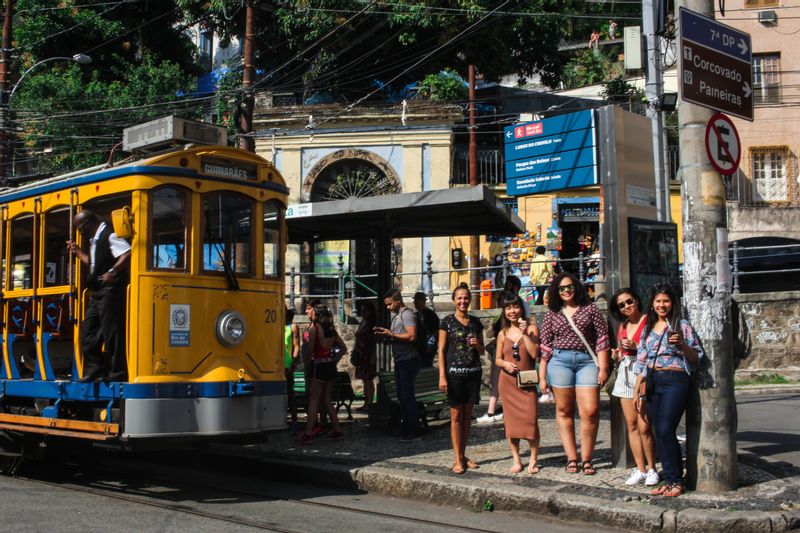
[9,0,202,178]
[562,49,619,88]
[601,75,646,113]
[418,69,468,102]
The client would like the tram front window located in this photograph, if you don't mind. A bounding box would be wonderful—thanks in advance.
[10,214,34,290]
[263,202,282,278]
[202,193,253,275]
[150,187,188,270]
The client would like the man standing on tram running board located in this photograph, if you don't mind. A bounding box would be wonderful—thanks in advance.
[67,210,131,382]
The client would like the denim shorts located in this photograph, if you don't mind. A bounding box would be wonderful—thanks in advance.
[547,349,598,388]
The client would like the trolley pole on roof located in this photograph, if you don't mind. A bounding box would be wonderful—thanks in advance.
[677,0,737,492]
[239,0,255,153]
[468,64,480,307]
[0,0,14,184]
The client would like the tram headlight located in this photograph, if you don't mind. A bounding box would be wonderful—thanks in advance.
[216,310,247,347]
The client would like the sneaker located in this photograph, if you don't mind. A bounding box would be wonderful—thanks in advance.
[311,425,325,436]
[645,469,660,486]
[492,413,504,423]
[297,432,314,445]
[475,413,498,426]
[324,430,344,440]
[398,432,423,443]
[625,468,647,486]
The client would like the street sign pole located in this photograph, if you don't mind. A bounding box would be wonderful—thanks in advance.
[678,0,737,493]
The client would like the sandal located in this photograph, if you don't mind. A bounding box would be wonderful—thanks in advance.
[650,483,671,496]
[452,462,466,475]
[463,457,480,469]
[527,463,540,475]
[662,484,685,498]
[565,459,579,474]
[581,460,597,475]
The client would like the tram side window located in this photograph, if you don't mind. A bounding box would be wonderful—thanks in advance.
[202,193,253,275]
[10,214,34,290]
[43,208,71,287]
[263,202,282,278]
[150,187,188,270]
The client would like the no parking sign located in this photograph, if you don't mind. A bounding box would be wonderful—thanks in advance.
[704,113,741,176]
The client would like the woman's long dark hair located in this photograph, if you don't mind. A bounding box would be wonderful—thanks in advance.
[498,290,527,331]
[546,272,590,312]
[644,283,682,335]
[315,305,336,337]
[357,301,376,333]
[609,287,642,322]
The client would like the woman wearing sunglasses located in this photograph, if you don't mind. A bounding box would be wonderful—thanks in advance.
[634,284,704,497]
[609,288,658,487]
[539,273,610,475]
[495,291,541,474]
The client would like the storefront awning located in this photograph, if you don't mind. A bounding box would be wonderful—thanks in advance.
[286,185,524,243]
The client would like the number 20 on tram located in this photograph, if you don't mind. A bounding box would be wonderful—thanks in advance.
[0,143,289,469]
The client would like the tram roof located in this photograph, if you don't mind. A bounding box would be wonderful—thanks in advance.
[286,185,524,243]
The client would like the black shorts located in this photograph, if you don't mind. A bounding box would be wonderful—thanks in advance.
[446,374,481,407]
[311,360,337,382]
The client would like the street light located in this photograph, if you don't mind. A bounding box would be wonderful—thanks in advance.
[1,53,92,183]
[8,53,92,104]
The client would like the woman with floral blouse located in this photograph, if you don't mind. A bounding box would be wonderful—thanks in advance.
[538,273,610,475]
[634,283,704,497]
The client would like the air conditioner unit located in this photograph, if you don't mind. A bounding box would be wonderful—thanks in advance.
[758,10,778,24]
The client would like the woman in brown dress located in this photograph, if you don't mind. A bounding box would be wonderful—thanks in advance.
[495,291,541,474]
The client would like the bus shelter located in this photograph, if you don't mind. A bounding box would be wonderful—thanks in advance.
[286,185,525,323]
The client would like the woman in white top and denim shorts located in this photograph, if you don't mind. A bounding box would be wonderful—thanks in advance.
[609,288,658,487]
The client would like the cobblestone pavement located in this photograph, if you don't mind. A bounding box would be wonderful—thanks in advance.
[244,401,800,515]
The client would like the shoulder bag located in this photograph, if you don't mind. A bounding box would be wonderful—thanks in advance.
[561,309,599,367]
[517,369,539,389]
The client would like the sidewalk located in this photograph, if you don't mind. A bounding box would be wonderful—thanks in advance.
[222,389,800,532]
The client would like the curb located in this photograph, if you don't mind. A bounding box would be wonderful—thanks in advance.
[248,453,799,533]
[734,384,800,397]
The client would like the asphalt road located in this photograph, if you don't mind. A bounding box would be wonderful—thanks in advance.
[0,460,623,533]
[736,393,800,467]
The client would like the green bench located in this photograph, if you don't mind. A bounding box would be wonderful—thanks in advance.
[369,367,448,429]
[292,371,356,420]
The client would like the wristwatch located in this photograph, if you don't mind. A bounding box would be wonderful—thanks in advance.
[107,267,117,276]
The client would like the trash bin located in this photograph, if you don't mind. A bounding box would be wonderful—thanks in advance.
[480,279,493,309]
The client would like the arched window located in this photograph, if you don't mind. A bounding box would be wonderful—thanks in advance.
[150,187,189,271]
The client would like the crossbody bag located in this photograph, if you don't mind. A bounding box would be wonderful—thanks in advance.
[562,309,599,367]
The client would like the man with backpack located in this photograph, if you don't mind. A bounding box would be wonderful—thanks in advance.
[413,292,440,367]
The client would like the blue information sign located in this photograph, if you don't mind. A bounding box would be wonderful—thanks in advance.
[506,165,598,196]
[504,128,595,161]
[505,146,597,181]
[679,8,751,63]
[503,109,598,196]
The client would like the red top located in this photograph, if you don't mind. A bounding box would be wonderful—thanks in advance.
[618,319,646,358]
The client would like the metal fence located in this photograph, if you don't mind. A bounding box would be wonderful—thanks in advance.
[730,242,800,294]
[285,251,606,319]
[450,149,504,186]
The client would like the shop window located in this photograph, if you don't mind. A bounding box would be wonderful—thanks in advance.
[150,187,189,270]
[203,193,253,275]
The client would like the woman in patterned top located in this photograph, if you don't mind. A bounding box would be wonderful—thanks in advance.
[538,273,610,475]
[634,284,704,497]
[438,282,485,474]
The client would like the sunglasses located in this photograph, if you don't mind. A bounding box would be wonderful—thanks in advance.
[617,298,636,310]
[558,284,575,293]
[512,343,520,362]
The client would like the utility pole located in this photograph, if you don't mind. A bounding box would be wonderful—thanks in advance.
[677,0,737,492]
[239,0,255,152]
[643,0,669,221]
[0,0,14,184]
[468,64,480,307]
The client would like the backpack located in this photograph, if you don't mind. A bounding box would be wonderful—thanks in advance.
[415,310,437,361]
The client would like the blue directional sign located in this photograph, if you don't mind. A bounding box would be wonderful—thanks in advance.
[506,166,598,196]
[679,7,754,121]
[503,109,598,196]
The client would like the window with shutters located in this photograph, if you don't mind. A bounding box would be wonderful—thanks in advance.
[751,146,789,202]
[753,54,780,104]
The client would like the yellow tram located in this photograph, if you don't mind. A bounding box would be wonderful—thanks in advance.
[0,140,288,469]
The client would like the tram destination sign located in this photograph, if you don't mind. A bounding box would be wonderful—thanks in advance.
[679,7,753,121]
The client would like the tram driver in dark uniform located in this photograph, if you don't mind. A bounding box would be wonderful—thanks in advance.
[67,210,131,382]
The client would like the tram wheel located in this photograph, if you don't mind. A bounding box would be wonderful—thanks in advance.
[0,430,24,475]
